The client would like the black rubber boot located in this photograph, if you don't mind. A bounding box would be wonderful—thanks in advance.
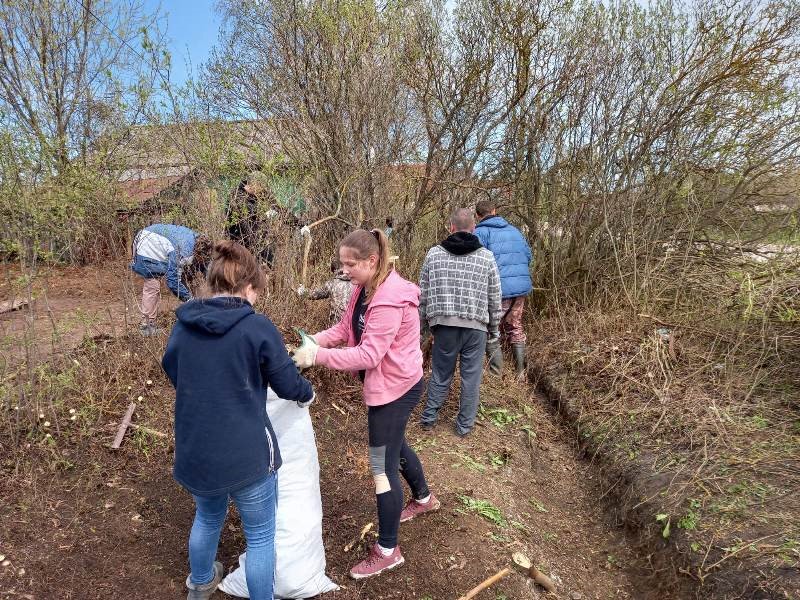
[512,343,526,379]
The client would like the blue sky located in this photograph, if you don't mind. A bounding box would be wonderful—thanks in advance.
[146,0,221,86]
[148,0,456,87]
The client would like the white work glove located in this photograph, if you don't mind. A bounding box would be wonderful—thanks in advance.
[296,391,315,408]
[300,225,311,237]
[292,334,319,370]
[296,284,307,296]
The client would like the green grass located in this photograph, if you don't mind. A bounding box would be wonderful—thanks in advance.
[458,494,508,527]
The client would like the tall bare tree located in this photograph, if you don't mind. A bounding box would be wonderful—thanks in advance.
[0,0,164,175]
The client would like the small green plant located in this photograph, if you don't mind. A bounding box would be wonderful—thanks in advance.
[458,495,507,527]
[453,452,486,472]
[510,520,530,533]
[678,499,702,531]
[541,531,558,542]
[529,498,548,513]
[488,452,507,467]
[132,427,157,457]
[479,406,519,429]
[655,513,671,538]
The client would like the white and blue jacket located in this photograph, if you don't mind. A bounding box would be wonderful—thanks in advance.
[131,224,198,300]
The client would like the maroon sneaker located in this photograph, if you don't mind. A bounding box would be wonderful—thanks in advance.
[400,493,441,523]
[349,543,405,579]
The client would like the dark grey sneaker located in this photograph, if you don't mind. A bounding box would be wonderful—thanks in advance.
[139,323,159,337]
[186,561,223,600]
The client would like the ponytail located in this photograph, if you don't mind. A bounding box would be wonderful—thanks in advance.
[369,229,392,301]
[339,228,393,302]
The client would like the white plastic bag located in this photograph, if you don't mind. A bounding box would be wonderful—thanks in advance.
[218,389,339,598]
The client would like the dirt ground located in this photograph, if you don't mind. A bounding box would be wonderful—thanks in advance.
[0,263,694,600]
[0,261,181,369]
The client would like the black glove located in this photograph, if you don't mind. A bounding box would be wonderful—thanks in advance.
[486,336,503,374]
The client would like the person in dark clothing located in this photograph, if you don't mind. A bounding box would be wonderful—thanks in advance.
[418,208,502,436]
[162,240,314,600]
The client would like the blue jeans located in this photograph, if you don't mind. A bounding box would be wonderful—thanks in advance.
[130,254,168,279]
[421,326,487,434]
[189,473,277,600]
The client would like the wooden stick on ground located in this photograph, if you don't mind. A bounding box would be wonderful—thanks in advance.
[457,567,512,600]
[129,423,167,438]
[111,402,137,449]
[343,522,374,553]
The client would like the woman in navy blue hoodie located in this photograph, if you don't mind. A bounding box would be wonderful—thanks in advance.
[162,241,314,600]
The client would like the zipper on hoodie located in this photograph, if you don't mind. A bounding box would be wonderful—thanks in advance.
[265,426,275,473]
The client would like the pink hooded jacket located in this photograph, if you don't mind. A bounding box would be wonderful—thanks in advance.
[314,270,424,406]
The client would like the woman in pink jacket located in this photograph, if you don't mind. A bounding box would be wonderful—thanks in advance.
[292,229,439,579]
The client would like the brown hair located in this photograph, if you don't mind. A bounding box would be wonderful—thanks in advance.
[206,240,267,295]
[192,234,214,269]
[475,199,496,218]
[339,229,392,301]
[330,256,341,273]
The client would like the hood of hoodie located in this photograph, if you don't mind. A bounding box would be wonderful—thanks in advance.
[370,269,420,308]
[439,231,482,255]
[175,297,254,335]
[477,215,509,229]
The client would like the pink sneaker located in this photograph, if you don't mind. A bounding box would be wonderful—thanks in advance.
[400,493,441,523]
[349,543,405,579]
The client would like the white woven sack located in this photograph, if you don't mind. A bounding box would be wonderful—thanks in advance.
[218,389,338,598]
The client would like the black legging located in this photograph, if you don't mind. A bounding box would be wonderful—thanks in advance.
[367,377,430,548]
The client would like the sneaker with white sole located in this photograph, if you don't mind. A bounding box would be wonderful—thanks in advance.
[400,493,441,523]
[349,543,404,579]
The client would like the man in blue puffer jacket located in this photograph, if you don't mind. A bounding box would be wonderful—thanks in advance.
[474,200,532,377]
[130,224,212,336]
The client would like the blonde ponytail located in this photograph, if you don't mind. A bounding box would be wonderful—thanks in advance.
[339,228,393,302]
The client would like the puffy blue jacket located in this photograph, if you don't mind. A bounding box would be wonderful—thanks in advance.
[474,216,532,298]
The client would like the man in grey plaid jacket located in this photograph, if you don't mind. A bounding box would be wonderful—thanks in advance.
[418,208,502,436]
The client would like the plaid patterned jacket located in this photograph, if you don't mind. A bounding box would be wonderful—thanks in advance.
[419,244,502,334]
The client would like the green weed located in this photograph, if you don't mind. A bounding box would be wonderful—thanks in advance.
[529,498,548,513]
[458,495,507,527]
[452,452,486,472]
[678,499,702,531]
[656,513,671,539]
[479,406,520,429]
